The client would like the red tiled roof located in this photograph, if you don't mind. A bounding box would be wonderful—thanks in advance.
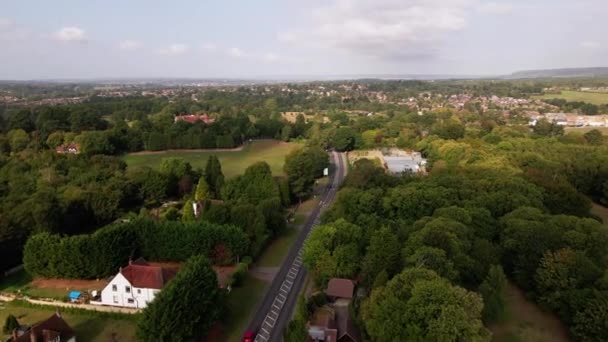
[12,313,75,342]
[174,114,215,124]
[120,261,176,290]
[326,278,355,299]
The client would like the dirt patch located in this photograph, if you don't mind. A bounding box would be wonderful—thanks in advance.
[489,282,570,342]
[30,278,109,290]
[213,266,236,288]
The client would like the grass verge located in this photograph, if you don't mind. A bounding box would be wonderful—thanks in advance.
[222,275,268,342]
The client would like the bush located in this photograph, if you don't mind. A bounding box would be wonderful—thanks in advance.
[137,255,222,341]
[229,261,250,287]
[24,218,249,279]
[3,314,19,334]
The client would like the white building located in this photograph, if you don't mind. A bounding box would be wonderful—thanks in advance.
[94,258,176,309]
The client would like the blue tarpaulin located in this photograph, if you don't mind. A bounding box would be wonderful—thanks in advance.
[68,291,81,300]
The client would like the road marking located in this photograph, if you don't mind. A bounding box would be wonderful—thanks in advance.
[278,293,286,301]
[261,327,269,334]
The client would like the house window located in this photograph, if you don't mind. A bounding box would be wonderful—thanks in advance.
[127,298,134,304]
[137,289,141,294]
[113,295,118,303]
[112,284,117,292]
[125,286,131,293]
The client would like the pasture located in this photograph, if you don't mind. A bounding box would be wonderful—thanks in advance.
[534,90,608,105]
[123,140,300,178]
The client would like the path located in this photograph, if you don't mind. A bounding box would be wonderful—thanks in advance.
[0,294,139,314]
[248,151,347,342]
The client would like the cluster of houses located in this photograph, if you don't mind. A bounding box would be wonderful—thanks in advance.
[307,278,360,342]
[528,113,608,127]
[6,312,75,342]
[54,144,80,154]
[173,113,215,125]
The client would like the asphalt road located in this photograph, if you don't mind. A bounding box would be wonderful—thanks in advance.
[247,151,347,342]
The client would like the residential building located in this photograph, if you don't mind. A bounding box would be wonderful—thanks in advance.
[55,144,80,154]
[93,258,177,309]
[8,312,75,342]
[174,114,215,124]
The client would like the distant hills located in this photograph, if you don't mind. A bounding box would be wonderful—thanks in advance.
[508,67,608,79]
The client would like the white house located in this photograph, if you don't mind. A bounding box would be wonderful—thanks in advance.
[95,258,176,309]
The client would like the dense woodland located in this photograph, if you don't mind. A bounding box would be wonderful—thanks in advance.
[1,79,608,341]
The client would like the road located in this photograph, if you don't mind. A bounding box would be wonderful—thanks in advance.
[248,151,347,342]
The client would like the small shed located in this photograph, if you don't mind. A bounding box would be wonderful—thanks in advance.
[326,278,355,301]
[68,291,82,303]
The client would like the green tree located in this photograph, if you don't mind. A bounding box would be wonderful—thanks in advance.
[331,127,357,151]
[204,155,224,198]
[584,129,604,145]
[571,291,608,342]
[361,227,401,285]
[3,314,19,334]
[181,200,196,222]
[284,319,307,342]
[46,131,64,149]
[194,178,210,202]
[7,129,29,152]
[137,255,223,341]
[479,265,507,323]
[361,268,489,341]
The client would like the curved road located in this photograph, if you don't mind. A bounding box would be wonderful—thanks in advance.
[248,151,347,342]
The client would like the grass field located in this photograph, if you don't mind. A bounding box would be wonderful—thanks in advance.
[565,126,608,134]
[0,301,136,341]
[489,282,569,342]
[534,90,608,105]
[123,140,301,178]
[222,275,268,342]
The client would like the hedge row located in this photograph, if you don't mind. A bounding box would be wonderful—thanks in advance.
[23,218,249,279]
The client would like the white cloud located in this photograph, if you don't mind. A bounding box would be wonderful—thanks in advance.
[0,18,14,31]
[228,47,245,58]
[0,18,28,41]
[281,0,476,60]
[201,43,217,51]
[581,41,600,49]
[262,53,280,63]
[477,2,513,15]
[158,44,190,56]
[52,26,87,42]
[119,40,143,51]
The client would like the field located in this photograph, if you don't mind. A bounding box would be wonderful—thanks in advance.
[489,282,569,342]
[0,301,137,341]
[564,126,608,134]
[533,90,608,105]
[123,140,301,178]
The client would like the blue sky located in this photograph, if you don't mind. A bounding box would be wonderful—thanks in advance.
[1,0,607,79]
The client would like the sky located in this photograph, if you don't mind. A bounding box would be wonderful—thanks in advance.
[0,0,607,79]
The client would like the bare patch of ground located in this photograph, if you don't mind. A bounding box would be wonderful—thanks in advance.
[489,282,570,342]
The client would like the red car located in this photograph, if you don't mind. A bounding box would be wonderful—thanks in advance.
[242,331,255,342]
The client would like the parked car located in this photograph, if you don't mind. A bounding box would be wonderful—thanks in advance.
[242,330,255,342]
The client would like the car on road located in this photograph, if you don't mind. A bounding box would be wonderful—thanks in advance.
[242,330,255,342]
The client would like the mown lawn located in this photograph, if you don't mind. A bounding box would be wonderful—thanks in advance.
[0,301,137,342]
[256,227,299,268]
[222,275,268,342]
[123,140,300,178]
[533,90,608,105]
